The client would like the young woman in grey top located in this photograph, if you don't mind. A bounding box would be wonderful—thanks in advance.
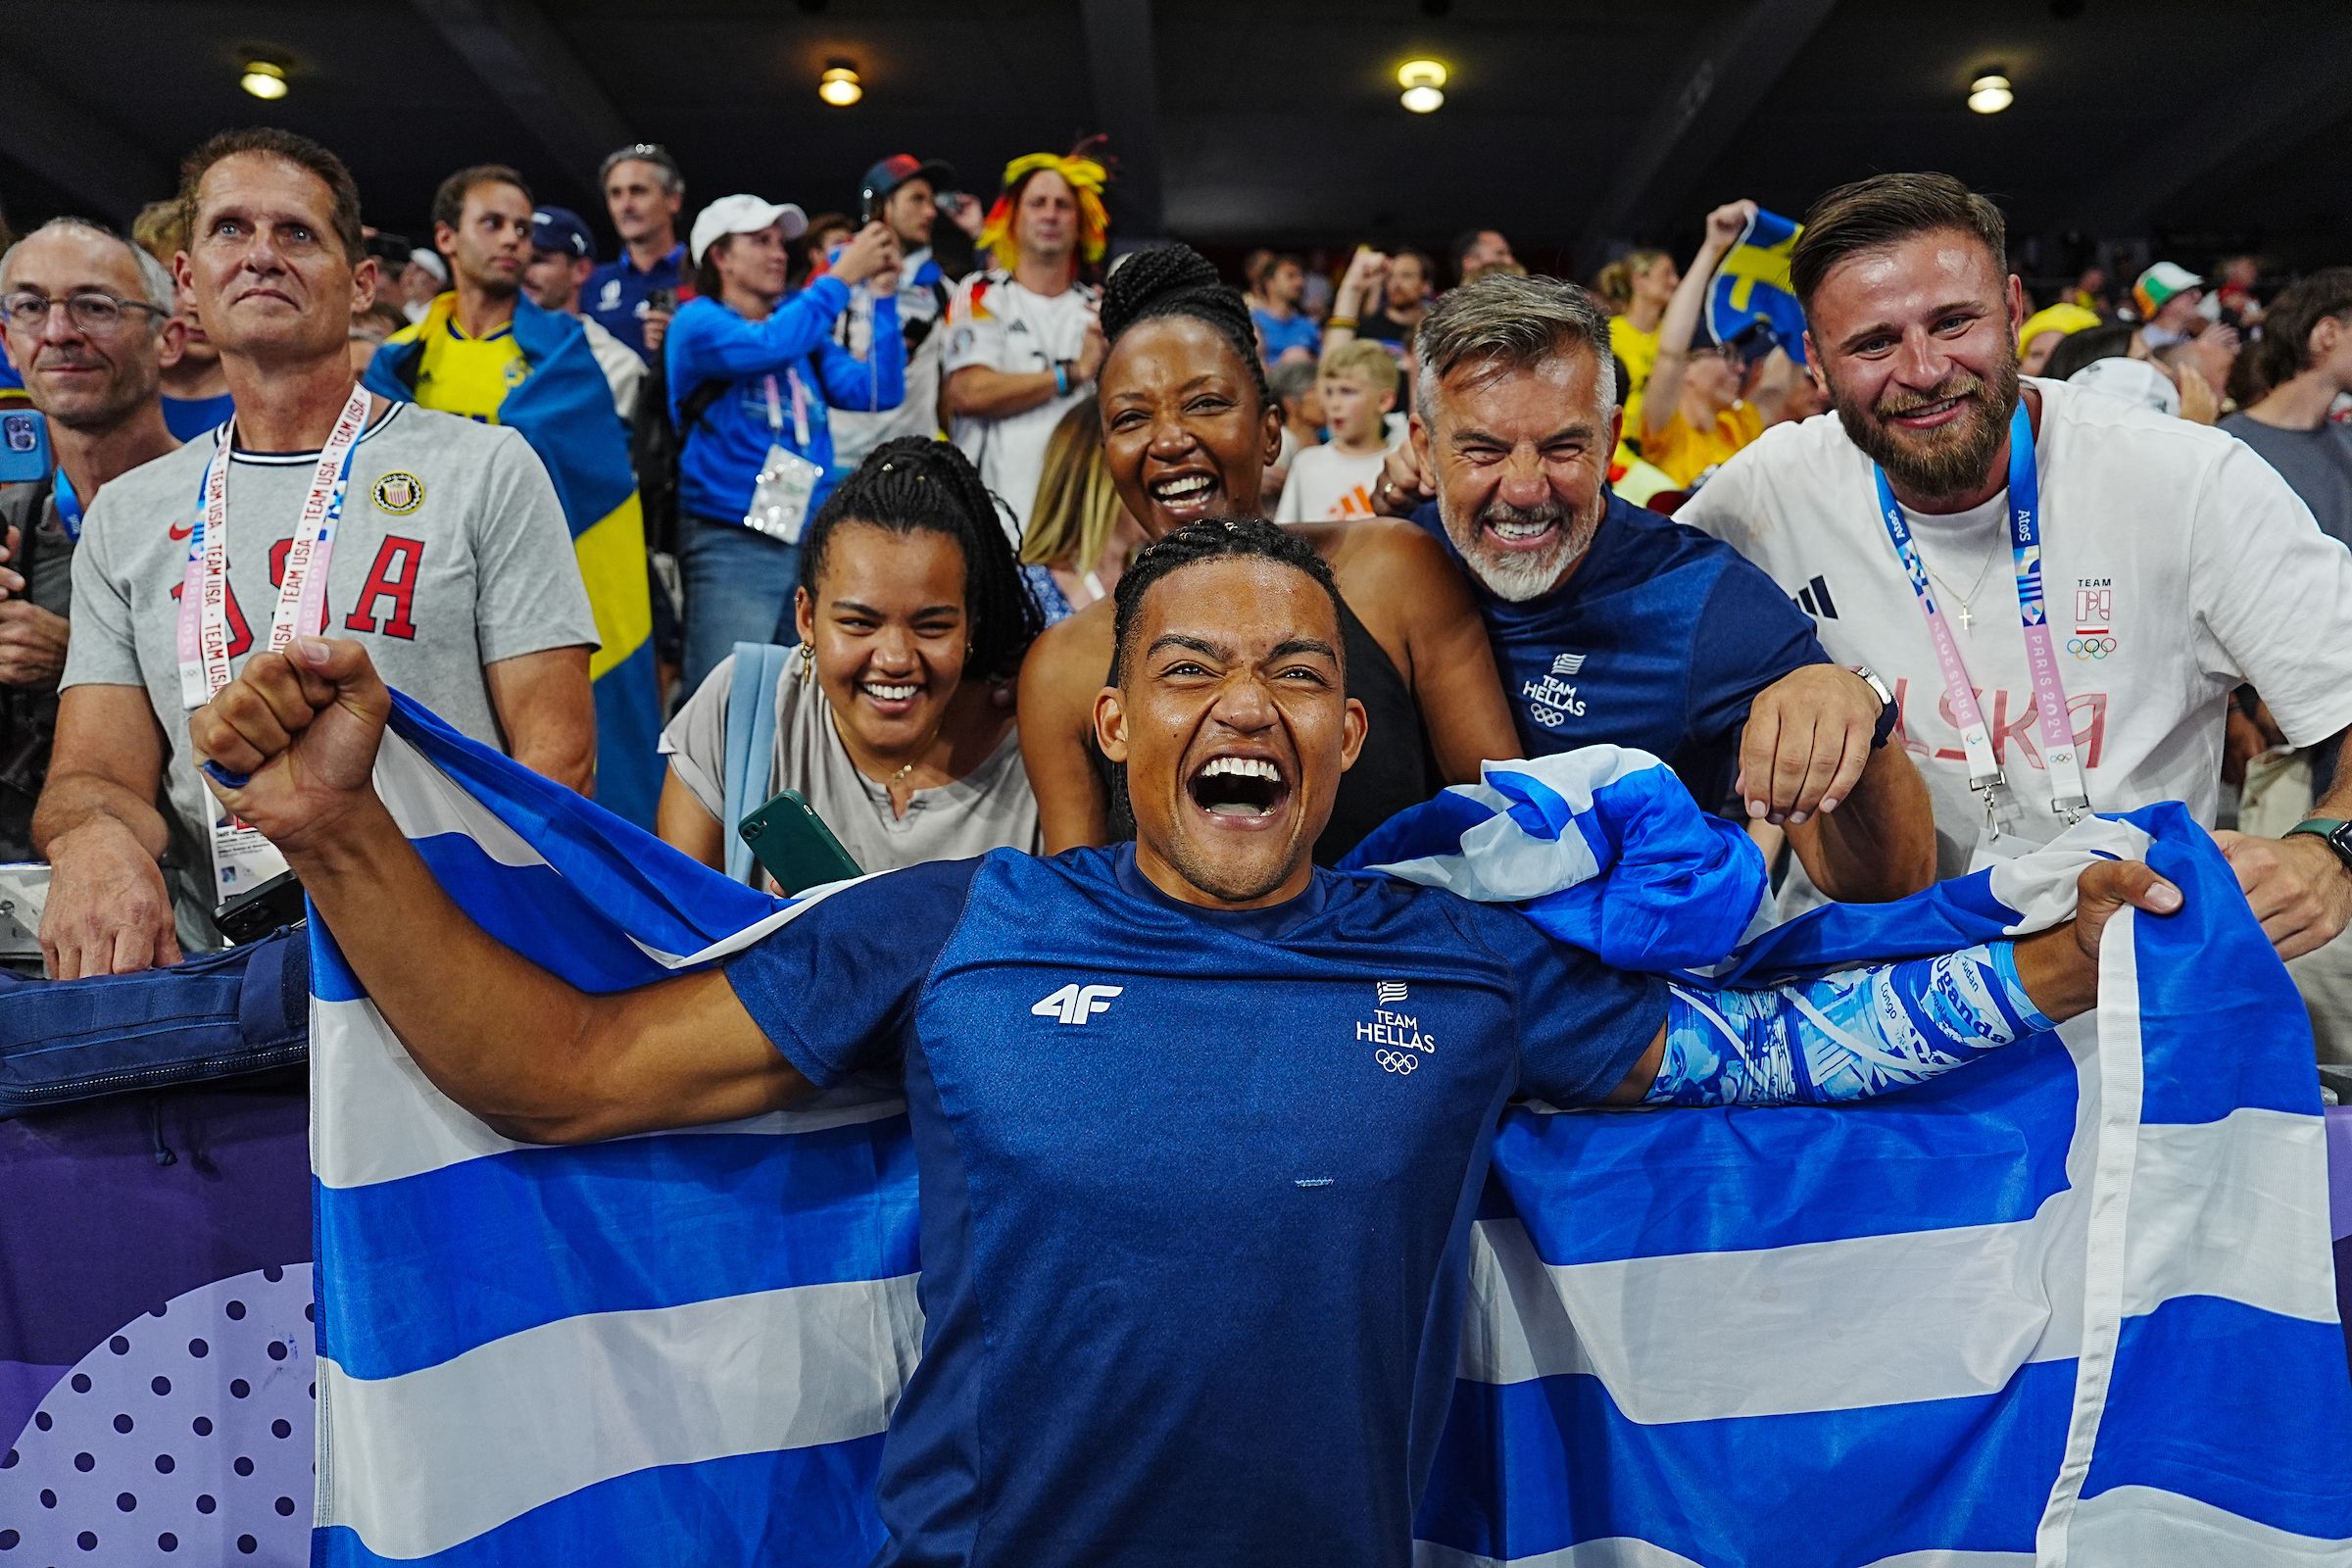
[658,438,1048,879]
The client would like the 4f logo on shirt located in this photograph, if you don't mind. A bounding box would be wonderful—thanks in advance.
[1361,981,1435,1074]
[1032,983,1123,1025]
[1520,654,1588,728]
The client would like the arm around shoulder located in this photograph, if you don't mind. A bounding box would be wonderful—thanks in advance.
[1332,519,1518,782]
[1017,611,1115,852]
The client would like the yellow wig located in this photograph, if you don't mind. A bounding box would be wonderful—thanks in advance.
[978,151,1110,274]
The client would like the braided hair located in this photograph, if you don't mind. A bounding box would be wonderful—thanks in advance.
[1109,517,1343,684]
[800,437,1047,683]
[1099,243,1274,414]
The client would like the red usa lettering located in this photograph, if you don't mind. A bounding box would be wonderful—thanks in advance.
[170,533,427,654]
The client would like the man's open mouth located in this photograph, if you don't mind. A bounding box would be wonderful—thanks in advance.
[1479,508,1563,552]
[1187,753,1291,823]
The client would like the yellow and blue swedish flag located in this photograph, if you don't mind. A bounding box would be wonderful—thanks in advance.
[368,296,662,826]
[1705,207,1809,365]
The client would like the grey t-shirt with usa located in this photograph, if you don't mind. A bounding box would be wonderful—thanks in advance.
[63,401,598,931]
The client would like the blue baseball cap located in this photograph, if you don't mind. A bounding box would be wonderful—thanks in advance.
[530,206,594,263]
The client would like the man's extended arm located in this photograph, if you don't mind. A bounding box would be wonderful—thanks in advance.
[1602,858,2178,1104]
[32,683,182,976]
[189,637,808,1143]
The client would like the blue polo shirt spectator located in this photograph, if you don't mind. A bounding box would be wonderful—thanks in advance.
[586,242,688,361]
[1411,490,1830,808]
[665,200,906,690]
[1252,306,1321,366]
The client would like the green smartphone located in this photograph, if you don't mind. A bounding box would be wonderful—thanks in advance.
[737,788,863,895]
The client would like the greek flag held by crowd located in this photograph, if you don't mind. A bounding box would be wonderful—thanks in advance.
[306,695,2352,1566]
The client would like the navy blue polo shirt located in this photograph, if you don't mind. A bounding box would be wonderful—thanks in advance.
[1412,492,1830,808]
[585,242,689,361]
[724,846,1662,1568]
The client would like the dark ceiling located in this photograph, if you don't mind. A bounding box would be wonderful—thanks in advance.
[3,0,2348,285]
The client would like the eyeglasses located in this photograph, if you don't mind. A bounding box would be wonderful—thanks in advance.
[0,290,170,334]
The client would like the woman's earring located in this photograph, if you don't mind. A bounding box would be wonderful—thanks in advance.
[798,641,816,684]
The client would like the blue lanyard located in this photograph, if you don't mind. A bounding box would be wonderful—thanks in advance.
[51,466,83,543]
[1869,398,2085,817]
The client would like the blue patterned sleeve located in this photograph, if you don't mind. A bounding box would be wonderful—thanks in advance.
[1643,942,2058,1106]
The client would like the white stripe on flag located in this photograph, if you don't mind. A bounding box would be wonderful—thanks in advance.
[1457,1209,2084,1421]
[2125,1109,2335,1323]
[2068,1485,2352,1565]
[312,996,906,1190]
[1457,1102,2327,1422]
[316,1274,922,1560]
[375,730,554,869]
[2035,916,2146,1564]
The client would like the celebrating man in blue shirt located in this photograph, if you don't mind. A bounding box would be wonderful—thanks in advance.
[1375,270,1937,903]
[186,518,2169,1568]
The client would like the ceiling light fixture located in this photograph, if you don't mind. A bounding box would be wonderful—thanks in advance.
[818,61,862,107]
[1397,59,1446,114]
[239,58,289,100]
[1967,70,2013,115]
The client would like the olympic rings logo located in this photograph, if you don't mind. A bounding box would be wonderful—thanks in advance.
[2068,636,2116,660]
[1375,1050,1421,1074]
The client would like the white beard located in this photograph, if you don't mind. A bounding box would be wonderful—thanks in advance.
[1444,503,1602,603]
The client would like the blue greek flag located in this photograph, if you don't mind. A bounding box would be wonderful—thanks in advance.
[311,713,2352,1565]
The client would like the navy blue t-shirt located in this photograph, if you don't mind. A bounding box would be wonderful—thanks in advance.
[163,391,235,441]
[1412,492,1830,808]
[724,845,1662,1568]
[586,242,689,361]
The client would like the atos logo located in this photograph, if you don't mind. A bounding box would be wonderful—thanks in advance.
[1032,983,1123,1025]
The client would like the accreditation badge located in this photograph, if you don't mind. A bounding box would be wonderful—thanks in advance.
[208,801,291,909]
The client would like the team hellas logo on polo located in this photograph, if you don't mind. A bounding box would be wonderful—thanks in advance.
[2071,578,2115,660]
[1361,980,1435,1074]
[1519,651,1589,728]
[372,471,425,515]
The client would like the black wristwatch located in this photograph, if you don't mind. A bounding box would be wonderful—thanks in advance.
[1846,664,1899,750]
[2288,817,2352,875]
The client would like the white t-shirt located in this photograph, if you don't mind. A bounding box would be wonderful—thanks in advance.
[1677,377,2352,882]
[942,270,1098,545]
[1275,443,1388,523]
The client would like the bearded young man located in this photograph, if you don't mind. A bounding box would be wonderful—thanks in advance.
[189,514,2164,1568]
[1677,172,2352,954]
[1372,272,1936,903]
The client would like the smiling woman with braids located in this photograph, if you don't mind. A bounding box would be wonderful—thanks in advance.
[657,437,1046,878]
[1018,244,1516,861]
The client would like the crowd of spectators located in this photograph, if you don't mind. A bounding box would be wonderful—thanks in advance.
[1,122,2350,1052]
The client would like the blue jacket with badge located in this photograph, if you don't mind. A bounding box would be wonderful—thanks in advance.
[664,277,905,527]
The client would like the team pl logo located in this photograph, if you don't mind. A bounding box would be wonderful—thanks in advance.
[2070,579,2116,660]
[1361,980,1436,1074]
[1519,651,1589,728]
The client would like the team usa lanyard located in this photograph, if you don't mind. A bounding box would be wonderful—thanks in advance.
[175,383,371,710]
[1870,398,2088,825]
